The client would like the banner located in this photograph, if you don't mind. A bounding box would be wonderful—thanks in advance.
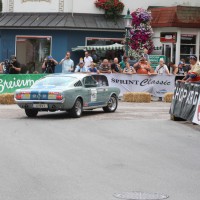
[0,74,175,97]
[0,74,45,94]
[104,74,175,97]
[170,82,200,121]
[192,96,200,125]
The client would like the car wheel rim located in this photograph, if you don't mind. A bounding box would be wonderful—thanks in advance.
[108,96,117,111]
[75,100,82,116]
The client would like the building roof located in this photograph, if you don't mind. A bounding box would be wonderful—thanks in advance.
[150,5,200,28]
[0,12,125,31]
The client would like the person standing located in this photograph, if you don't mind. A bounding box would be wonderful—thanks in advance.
[42,56,58,73]
[59,51,74,73]
[142,48,150,62]
[9,55,21,74]
[134,57,151,75]
[155,58,170,75]
[168,62,178,75]
[98,59,112,73]
[119,56,128,70]
[84,51,93,71]
[75,60,87,73]
[123,62,136,74]
[88,62,98,73]
[111,57,122,73]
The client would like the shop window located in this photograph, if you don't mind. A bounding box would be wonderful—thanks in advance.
[85,37,124,63]
[16,36,52,73]
[180,34,196,62]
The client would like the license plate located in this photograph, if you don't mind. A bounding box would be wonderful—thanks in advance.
[33,104,48,108]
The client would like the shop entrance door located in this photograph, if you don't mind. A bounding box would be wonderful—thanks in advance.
[162,43,176,64]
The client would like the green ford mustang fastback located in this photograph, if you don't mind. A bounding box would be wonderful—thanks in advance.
[14,73,120,118]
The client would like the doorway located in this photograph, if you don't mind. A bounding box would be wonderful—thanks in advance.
[162,43,176,64]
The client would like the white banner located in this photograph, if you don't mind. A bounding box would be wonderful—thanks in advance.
[192,96,200,125]
[104,74,175,97]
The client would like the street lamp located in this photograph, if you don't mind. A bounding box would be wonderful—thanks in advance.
[123,9,133,56]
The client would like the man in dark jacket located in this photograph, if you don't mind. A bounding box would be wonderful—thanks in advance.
[9,55,21,74]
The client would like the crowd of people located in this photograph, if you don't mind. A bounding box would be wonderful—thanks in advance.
[1,49,200,83]
[58,50,200,83]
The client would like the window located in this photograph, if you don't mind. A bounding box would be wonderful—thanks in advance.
[16,36,52,73]
[83,76,97,87]
[180,34,196,62]
[74,81,83,87]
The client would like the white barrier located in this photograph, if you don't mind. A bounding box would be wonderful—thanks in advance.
[103,74,175,97]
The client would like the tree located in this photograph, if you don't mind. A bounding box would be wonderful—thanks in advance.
[129,8,154,57]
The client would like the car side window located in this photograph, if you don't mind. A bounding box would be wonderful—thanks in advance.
[83,76,97,88]
[74,80,83,87]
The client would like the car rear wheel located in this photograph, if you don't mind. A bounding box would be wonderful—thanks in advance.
[25,109,38,117]
[170,114,183,121]
[69,98,83,118]
[103,94,118,113]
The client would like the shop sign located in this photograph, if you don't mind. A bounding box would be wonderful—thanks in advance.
[160,32,177,43]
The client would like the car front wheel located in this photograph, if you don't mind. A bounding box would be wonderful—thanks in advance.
[69,98,83,118]
[25,109,38,117]
[103,94,118,113]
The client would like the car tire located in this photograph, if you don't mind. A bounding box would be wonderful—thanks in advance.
[103,94,118,113]
[25,109,38,117]
[170,114,183,121]
[69,98,83,118]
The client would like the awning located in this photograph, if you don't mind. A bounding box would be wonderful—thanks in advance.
[72,43,124,51]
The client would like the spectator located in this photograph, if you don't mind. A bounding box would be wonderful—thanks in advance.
[119,56,128,70]
[75,60,87,72]
[168,62,178,75]
[142,48,150,62]
[181,55,200,82]
[179,59,191,74]
[42,56,58,73]
[59,51,74,73]
[128,55,137,67]
[111,57,122,73]
[134,57,151,75]
[177,61,185,75]
[0,62,3,74]
[9,55,21,74]
[84,51,93,71]
[123,62,136,75]
[155,58,170,75]
[98,59,112,73]
[91,50,98,63]
[88,62,98,73]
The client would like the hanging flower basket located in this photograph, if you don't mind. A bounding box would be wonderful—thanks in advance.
[94,0,124,22]
[130,8,154,55]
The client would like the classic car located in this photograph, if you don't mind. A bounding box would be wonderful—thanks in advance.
[14,73,120,118]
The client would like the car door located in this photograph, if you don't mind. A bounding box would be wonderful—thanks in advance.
[82,76,103,107]
[92,74,110,104]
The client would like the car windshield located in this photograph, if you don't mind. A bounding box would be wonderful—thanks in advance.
[31,76,77,88]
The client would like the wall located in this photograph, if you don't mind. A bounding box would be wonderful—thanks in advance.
[2,0,200,13]
[0,29,123,72]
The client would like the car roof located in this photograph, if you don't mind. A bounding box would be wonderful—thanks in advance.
[46,73,90,79]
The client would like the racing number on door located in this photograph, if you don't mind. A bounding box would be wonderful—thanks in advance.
[91,89,97,102]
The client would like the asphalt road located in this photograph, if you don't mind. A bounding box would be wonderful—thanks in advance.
[0,102,200,200]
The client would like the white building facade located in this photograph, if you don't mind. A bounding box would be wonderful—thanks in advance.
[1,0,200,67]
[2,0,200,13]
